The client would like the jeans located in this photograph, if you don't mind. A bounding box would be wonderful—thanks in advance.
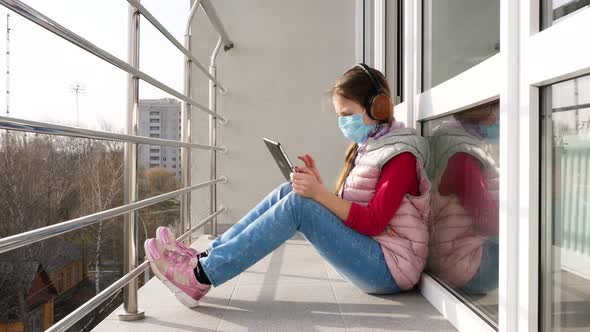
[200,182,400,295]
[460,239,499,294]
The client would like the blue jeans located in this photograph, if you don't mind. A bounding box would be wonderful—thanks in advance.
[200,182,400,294]
[460,239,499,294]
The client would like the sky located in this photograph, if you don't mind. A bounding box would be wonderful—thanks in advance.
[0,0,191,131]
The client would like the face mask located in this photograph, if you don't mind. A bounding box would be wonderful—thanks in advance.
[479,119,499,145]
[338,111,376,144]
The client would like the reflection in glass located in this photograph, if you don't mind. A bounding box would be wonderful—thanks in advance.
[424,102,500,323]
[544,0,590,27]
[542,75,590,332]
[422,0,500,90]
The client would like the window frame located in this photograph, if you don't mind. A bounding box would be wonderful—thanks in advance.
[408,1,590,332]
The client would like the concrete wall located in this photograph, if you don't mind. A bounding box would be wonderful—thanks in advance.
[188,0,356,232]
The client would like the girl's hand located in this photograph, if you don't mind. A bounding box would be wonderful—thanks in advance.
[290,166,327,200]
[296,154,323,184]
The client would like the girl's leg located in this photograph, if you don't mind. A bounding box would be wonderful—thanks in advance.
[459,239,499,294]
[208,182,292,249]
[200,191,399,294]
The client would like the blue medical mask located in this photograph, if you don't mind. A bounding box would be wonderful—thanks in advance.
[479,119,499,145]
[338,111,377,144]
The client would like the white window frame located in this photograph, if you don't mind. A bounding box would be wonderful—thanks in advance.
[383,1,590,332]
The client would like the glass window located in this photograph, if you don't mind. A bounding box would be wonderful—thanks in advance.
[422,0,500,90]
[543,0,590,28]
[541,74,590,331]
[422,101,500,325]
[396,0,404,103]
[388,0,404,103]
[150,119,159,123]
[149,126,160,131]
[149,111,159,116]
[149,148,159,153]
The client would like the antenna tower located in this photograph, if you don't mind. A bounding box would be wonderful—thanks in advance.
[6,14,10,116]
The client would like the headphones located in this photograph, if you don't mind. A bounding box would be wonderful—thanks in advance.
[353,63,392,122]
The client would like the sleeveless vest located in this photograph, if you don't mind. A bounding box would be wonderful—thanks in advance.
[427,123,499,287]
[340,127,431,290]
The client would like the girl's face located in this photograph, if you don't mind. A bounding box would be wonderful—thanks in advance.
[332,94,377,126]
[481,107,498,126]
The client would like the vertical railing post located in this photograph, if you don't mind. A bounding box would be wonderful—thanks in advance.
[209,38,222,238]
[181,36,192,237]
[182,0,201,240]
[118,1,144,321]
[208,67,218,238]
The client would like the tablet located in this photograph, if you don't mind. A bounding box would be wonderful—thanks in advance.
[263,137,295,181]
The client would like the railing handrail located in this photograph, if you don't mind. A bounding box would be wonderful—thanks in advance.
[0,0,233,327]
[0,115,227,151]
[0,177,227,255]
[0,0,227,122]
[44,208,225,332]
[126,0,229,93]
[200,0,234,52]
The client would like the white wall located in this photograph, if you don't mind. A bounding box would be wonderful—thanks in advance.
[188,0,357,233]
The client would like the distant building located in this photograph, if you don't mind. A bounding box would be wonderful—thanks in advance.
[0,262,58,331]
[138,98,182,178]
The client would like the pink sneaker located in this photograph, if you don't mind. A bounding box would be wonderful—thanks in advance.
[156,226,200,258]
[144,238,210,308]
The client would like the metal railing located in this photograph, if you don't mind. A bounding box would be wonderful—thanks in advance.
[0,177,227,255]
[0,0,234,329]
[0,115,226,151]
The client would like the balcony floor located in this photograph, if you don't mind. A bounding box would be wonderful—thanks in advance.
[93,235,457,331]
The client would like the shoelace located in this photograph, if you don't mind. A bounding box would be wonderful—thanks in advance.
[176,242,197,254]
[164,250,191,266]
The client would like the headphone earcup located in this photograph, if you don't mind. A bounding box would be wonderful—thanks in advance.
[369,94,392,121]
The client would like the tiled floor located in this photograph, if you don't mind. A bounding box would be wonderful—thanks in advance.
[93,235,457,332]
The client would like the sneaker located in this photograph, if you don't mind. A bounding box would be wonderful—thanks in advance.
[156,226,201,258]
[144,238,210,308]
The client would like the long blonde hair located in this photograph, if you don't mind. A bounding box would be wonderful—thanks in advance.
[332,66,394,195]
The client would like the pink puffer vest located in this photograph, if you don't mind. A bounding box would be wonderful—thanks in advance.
[340,127,431,290]
[427,123,499,287]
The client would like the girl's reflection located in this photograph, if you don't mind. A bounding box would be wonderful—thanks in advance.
[428,104,499,295]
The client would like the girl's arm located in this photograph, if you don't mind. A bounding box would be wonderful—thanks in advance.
[342,152,418,236]
[291,152,418,236]
[290,167,352,221]
[438,152,498,235]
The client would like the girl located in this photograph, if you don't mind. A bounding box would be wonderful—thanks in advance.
[427,104,500,295]
[144,63,431,308]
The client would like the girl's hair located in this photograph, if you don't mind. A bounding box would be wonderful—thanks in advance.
[453,102,497,124]
[331,66,393,195]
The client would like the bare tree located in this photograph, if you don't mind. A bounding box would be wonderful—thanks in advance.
[76,138,124,293]
[0,132,73,330]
